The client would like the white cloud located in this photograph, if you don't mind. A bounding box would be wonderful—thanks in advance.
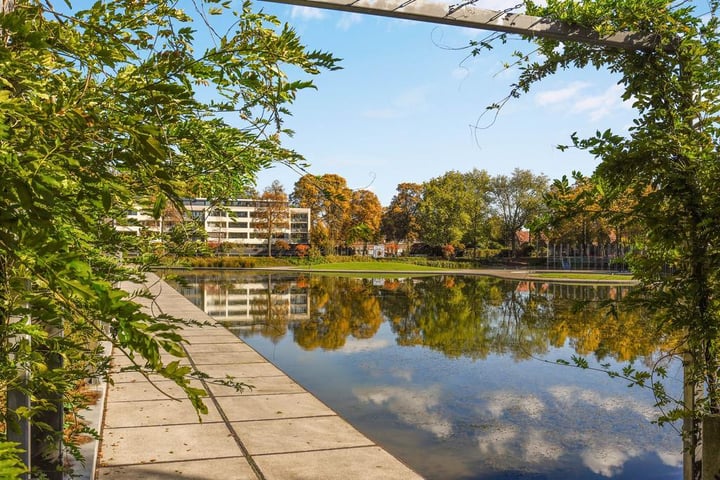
[476,424,517,457]
[523,428,564,462]
[481,391,545,419]
[468,385,681,476]
[535,81,591,106]
[657,450,683,468]
[534,82,631,122]
[451,67,470,80]
[395,85,429,109]
[580,444,634,477]
[548,385,657,422]
[340,337,390,353]
[337,13,362,30]
[363,85,429,119]
[572,84,630,121]
[388,367,413,382]
[476,426,564,465]
[354,385,453,438]
[290,6,325,20]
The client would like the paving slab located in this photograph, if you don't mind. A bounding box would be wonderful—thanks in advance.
[206,375,305,397]
[214,393,336,422]
[99,423,240,464]
[105,381,188,402]
[96,457,256,480]
[95,273,423,479]
[103,398,224,427]
[187,350,267,365]
[235,416,375,455]
[184,341,257,353]
[192,361,287,379]
[253,447,423,480]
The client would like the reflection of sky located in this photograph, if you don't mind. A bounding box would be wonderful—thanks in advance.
[469,384,682,477]
[354,385,453,438]
[348,349,682,479]
[476,425,564,464]
[548,385,658,422]
[339,337,390,353]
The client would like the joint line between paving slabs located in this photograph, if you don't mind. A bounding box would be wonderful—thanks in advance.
[182,343,267,480]
[229,414,338,423]
[251,444,378,457]
[100,454,247,469]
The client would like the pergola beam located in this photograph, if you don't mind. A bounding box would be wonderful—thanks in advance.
[263,0,657,52]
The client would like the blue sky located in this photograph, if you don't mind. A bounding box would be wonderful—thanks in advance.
[251,0,640,205]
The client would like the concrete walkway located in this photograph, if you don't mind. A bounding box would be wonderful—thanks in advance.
[95,274,422,480]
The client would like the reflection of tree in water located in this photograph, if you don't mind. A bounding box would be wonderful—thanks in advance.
[292,277,382,350]
[386,276,505,359]
[178,272,672,362]
[386,277,669,363]
[247,276,293,344]
[539,283,676,362]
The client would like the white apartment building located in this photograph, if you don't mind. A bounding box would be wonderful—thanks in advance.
[124,198,311,249]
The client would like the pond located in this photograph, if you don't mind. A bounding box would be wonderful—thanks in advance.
[170,271,683,480]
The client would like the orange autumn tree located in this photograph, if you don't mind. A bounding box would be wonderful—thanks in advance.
[253,181,290,257]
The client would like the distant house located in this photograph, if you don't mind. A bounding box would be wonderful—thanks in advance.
[122,198,310,251]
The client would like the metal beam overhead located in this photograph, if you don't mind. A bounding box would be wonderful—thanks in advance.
[263,0,657,52]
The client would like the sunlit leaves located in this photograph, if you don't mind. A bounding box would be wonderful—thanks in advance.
[1,0,338,473]
[381,182,423,244]
[0,442,29,478]
[292,174,352,252]
[252,181,290,256]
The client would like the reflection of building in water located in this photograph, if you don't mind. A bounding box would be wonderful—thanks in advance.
[176,276,309,325]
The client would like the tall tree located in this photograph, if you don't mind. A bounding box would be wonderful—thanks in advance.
[462,169,493,256]
[381,183,423,244]
[291,174,351,253]
[417,171,472,248]
[0,0,337,475]
[485,1,720,476]
[253,181,290,257]
[349,189,383,251]
[489,169,548,255]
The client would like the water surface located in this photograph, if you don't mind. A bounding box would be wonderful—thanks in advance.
[171,271,683,480]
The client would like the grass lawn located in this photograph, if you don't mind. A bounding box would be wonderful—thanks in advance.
[304,261,445,272]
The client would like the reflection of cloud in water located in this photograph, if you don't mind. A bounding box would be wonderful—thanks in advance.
[657,450,683,467]
[477,425,563,464]
[482,391,545,419]
[340,337,390,353]
[472,386,681,477]
[354,385,453,438]
[581,444,636,477]
[388,367,413,382]
[548,385,657,422]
